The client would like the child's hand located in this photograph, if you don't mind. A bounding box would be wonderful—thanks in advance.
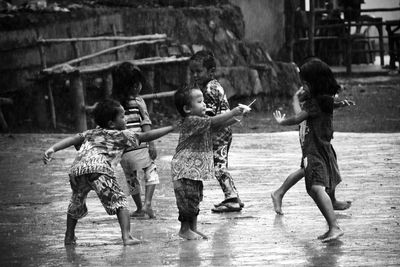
[238,103,252,114]
[148,143,157,160]
[273,110,286,124]
[341,99,355,106]
[43,148,55,164]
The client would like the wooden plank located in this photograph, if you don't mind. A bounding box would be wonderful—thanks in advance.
[42,39,168,73]
[41,56,190,76]
[37,33,167,44]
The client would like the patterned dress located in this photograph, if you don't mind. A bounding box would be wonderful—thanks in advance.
[301,96,342,193]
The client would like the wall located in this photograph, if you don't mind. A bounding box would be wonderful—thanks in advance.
[228,0,285,58]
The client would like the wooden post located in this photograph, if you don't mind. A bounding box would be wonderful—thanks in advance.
[111,24,120,61]
[70,72,87,131]
[145,67,155,113]
[36,29,57,129]
[346,29,353,75]
[0,98,13,131]
[377,22,385,66]
[67,28,80,66]
[103,71,113,98]
[308,0,315,56]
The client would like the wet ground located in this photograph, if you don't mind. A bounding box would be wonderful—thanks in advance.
[0,132,399,266]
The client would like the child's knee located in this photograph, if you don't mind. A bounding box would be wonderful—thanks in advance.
[144,163,159,186]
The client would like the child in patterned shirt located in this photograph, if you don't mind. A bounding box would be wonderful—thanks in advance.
[43,99,175,246]
[112,62,159,219]
[189,50,244,212]
[172,84,251,240]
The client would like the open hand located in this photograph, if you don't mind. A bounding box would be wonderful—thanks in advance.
[273,110,286,124]
[43,148,55,164]
[342,99,355,106]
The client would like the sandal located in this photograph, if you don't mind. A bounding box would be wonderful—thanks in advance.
[211,202,242,213]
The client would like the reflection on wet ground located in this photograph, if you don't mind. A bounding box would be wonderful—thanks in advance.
[0,132,399,266]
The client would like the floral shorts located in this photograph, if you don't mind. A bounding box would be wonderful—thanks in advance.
[173,178,203,222]
[68,173,128,220]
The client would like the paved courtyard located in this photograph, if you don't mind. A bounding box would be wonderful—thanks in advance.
[0,132,399,266]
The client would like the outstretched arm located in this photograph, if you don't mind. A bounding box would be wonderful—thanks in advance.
[136,125,175,143]
[273,110,308,126]
[43,134,84,164]
[211,105,251,128]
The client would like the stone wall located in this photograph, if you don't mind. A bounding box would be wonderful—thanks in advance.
[0,3,300,132]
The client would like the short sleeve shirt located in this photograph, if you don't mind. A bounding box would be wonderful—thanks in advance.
[69,128,140,177]
[202,79,232,145]
[171,116,214,182]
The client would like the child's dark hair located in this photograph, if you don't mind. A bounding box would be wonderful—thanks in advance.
[174,84,197,117]
[112,62,147,101]
[190,50,216,70]
[92,99,122,128]
[299,58,340,96]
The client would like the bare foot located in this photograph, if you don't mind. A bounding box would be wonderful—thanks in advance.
[317,231,329,240]
[321,227,344,243]
[332,200,352,210]
[143,206,156,219]
[123,235,142,246]
[64,235,77,246]
[130,210,145,218]
[179,229,203,240]
[192,230,208,240]
[271,192,284,215]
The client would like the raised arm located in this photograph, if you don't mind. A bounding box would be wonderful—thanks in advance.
[273,110,308,126]
[43,134,84,164]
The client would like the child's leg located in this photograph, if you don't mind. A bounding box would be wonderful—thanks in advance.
[142,163,159,219]
[125,170,144,215]
[271,168,304,215]
[308,185,344,242]
[116,207,141,245]
[329,189,352,210]
[174,179,204,240]
[121,155,144,215]
[65,214,78,245]
[90,174,141,245]
[190,216,208,239]
[213,141,242,211]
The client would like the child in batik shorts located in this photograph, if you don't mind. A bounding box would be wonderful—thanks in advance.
[189,50,244,212]
[172,85,251,240]
[43,99,175,246]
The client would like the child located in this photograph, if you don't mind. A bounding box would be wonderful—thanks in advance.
[43,99,175,246]
[273,58,345,242]
[271,84,355,215]
[189,50,243,212]
[112,62,158,219]
[172,85,250,240]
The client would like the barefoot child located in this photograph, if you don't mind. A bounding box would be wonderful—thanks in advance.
[273,58,345,242]
[271,83,355,215]
[112,62,159,219]
[172,85,250,240]
[189,50,244,212]
[43,99,175,246]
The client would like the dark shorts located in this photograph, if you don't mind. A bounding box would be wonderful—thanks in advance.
[173,178,203,222]
[68,173,128,219]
